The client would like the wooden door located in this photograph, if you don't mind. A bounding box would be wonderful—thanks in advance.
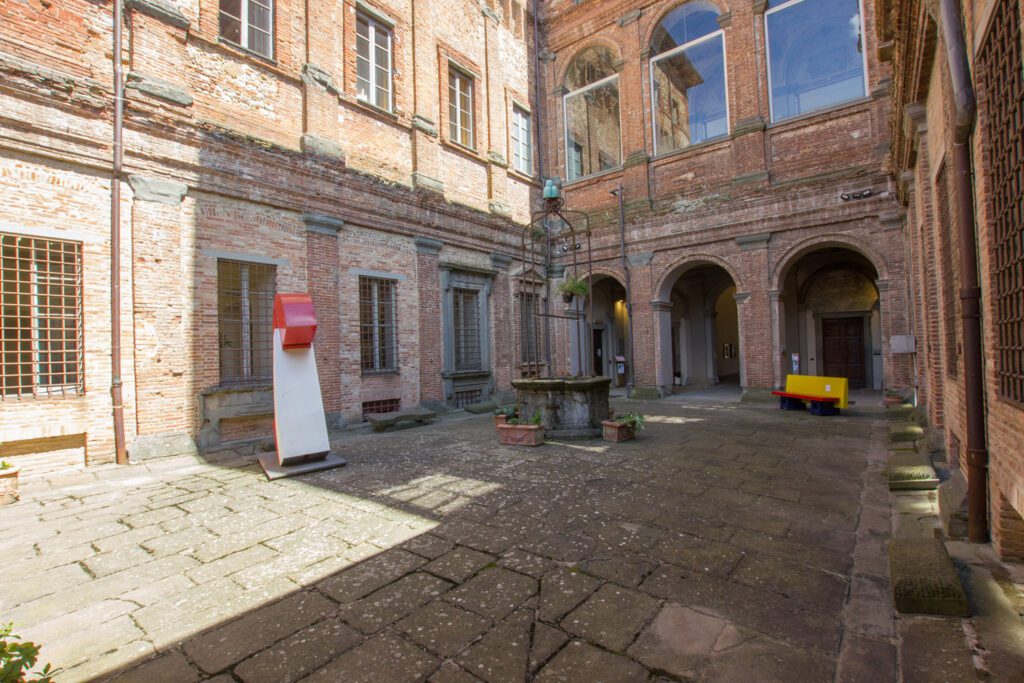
[822,317,866,388]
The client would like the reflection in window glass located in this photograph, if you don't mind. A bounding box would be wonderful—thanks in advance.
[651,2,727,155]
[564,46,621,181]
[766,0,866,121]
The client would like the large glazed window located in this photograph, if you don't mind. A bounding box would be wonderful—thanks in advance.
[219,0,273,59]
[650,2,728,154]
[356,12,393,112]
[564,46,621,181]
[765,0,867,121]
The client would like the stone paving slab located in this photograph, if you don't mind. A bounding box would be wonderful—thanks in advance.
[0,396,987,681]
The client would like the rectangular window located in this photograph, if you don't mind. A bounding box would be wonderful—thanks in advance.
[520,292,540,363]
[217,260,275,385]
[979,0,1024,403]
[564,76,621,180]
[219,0,274,59]
[511,106,532,175]
[651,31,728,154]
[1,233,83,399]
[356,13,393,111]
[449,67,474,149]
[453,287,482,371]
[359,276,398,373]
[765,0,867,121]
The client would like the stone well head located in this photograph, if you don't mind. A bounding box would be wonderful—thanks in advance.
[511,376,612,439]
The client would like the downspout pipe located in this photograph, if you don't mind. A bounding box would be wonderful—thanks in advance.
[532,0,553,370]
[111,0,127,465]
[940,0,988,542]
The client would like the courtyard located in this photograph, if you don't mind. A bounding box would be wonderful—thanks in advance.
[0,396,959,681]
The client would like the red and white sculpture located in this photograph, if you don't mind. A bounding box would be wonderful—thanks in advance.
[258,292,346,479]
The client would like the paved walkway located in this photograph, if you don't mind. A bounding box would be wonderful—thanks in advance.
[2,398,897,682]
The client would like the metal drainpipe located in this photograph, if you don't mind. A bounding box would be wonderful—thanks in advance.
[940,0,988,542]
[111,0,127,465]
[532,0,553,370]
[614,184,636,395]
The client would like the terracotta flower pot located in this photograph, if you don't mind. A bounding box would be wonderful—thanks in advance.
[497,423,545,446]
[601,420,636,442]
[494,414,508,428]
[0,466,21,506]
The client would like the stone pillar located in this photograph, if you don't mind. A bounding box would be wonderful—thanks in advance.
[734,292,751,389]
[626,253,658,397]
[769,288,785,388]
[652,300,674,395]
[490,252,514,392]
[304,213,344,427]
[415,237,445,407]
[725,6,769,187]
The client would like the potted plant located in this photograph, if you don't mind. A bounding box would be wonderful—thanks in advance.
[556,276,589,304]
[602,412,645,442]
[0,460,20,506]
[497,410,545,446]
[493,405,518,428]
[0,623,52,682]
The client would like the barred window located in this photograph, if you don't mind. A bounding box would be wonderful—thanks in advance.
[356,12,393,111]
[453,287,482,371]
[1,233,83,399]
[979,0,1024,403]
[362,398,400,420]
[218,260,275,385]
[359,276,398,372]
[520,292,540,363]
[935,163,959,377]
[219,0,274,59]
[449,66,474,149]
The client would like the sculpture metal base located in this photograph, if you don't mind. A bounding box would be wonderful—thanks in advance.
[258,452,347,480]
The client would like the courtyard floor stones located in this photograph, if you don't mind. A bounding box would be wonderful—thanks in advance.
[0,396,985,681]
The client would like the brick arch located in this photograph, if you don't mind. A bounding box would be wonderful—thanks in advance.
[557,40,626,90]
[771,234,889,291]
[655,253,744,302]
[641,0,730,52]
[583,267,626,287]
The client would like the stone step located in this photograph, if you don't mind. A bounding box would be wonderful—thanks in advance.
[884,453,939,490]
[889,538,969,617]
[889,423,926,443]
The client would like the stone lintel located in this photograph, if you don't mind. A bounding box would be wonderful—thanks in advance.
[303,212,344,235]
[301,134,346,160]
[735,232,771,251]
[125,72,193,107]
[414,236,443,255]
[627,252,653,268]
[128,174,188,205]
[412,172,445,194]
[127,0,190,29]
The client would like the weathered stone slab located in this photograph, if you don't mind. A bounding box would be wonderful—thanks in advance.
[628,604,735,679]
[889,538,969,616]
[338,572,452,634]
[455,616,530,683]
[233,618,363,683]
[302,632,439,682]
[424,547,494,583]
[536,641,647,681]
[444,568,537,620]
[884,453,939,490]
[318,549,426,603]
[398,601,492,657]
[109,651,200,683]
[561,583,659,651]
[538,568,602,624]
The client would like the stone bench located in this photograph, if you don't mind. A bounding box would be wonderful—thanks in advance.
[367,407,437,432]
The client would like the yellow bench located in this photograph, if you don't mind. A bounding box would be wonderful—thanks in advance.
[771,375,849,415]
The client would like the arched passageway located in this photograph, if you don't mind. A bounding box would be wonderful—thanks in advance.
[656,262,739,391]
[777,247,882,389]
[579,274,632,387]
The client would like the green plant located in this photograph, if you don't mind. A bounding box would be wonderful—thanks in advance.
[0,624,52,683]
[493,405,518,418]
[616,413,646,432]
[556,276,589,300]
[529,410,543,426]
[0,461,10,470]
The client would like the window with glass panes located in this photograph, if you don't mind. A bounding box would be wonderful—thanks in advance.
[453,287,482,370]
[1,233,83,399]
[511,106,532,175]
[449,67,474,148]
[356,13,393,111]
[219,0,273,59]
[359,276,398,372]
[217,260,275,385]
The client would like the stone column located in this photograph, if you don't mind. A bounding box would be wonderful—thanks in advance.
[734,291,751,389]
[769,288,785,387]
[415,237,445,407]
[651,300,674,395]
[490,252,514,392]
[304,213,344,427]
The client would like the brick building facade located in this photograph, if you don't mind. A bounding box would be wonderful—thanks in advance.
[883,0,1024,559]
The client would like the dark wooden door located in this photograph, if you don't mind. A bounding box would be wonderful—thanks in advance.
[593,329,604,376]
[822,317,866,388]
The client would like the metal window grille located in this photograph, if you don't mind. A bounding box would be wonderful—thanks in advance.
[1,233,83,399]
[453,287,482,371]
[979,0,1024,403]
[359,276,398,372]
[449,67,474,149]
[935,162,960,377]
[218,0,274,58]
[362,398,400,420]
[217,260,275,386]
[453,389,481,408]
[519,292,540,363]
[511,106,532,174]
[356,13,393,111]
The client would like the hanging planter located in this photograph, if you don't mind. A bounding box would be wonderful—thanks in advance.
[0,461,21,506]
[557,276,589,304]
[601,413,646,443]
